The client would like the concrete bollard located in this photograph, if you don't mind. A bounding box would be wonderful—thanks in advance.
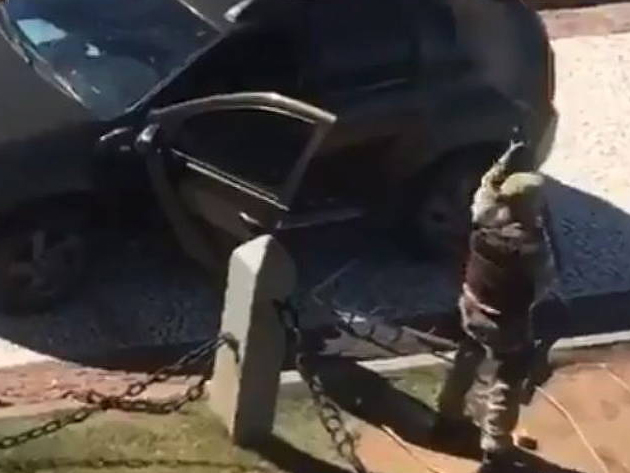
[209,234,297,446]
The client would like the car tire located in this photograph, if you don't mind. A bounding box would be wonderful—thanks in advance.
[402,147,498,259]
[0,208,90,314]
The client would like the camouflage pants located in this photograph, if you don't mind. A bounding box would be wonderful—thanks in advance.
[437,294,533,453]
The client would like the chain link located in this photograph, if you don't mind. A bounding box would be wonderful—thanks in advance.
[275,299,369,473]
[0,406,98,450]
[0,333,237,450]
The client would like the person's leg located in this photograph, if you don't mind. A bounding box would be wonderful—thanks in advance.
[436,335,485,421]
[479,349,530,460]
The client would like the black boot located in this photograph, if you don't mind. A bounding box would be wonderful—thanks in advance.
[476,450,514,473]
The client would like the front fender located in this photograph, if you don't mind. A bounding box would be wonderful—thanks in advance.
[0,129,95,217]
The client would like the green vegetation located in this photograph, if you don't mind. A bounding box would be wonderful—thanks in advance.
[0,365,444,473]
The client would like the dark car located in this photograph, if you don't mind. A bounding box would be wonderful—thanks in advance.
[0,0,557,312]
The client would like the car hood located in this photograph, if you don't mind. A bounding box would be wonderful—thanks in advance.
[0,31,95,147]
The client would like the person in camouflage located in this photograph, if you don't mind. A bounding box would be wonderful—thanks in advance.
[432,141,560,473]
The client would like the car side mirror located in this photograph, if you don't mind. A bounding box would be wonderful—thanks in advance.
[135,123,162,156]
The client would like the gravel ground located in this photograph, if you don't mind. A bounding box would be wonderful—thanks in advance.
[2,14,630,369]
[0,230,221,367]
[542,31,630,297]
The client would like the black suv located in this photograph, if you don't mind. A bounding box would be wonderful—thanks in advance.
[0,0,557,312]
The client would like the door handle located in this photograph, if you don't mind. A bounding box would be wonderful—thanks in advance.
[135,124,162,155]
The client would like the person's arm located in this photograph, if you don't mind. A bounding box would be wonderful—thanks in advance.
[484,140,524,187]
[471,140,525,225]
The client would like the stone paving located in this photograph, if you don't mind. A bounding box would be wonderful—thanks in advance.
[356,346,630,473]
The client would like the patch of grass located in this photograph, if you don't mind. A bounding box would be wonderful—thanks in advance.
[275,391,345,467]
[386,365,446,410]
[0,403,275,473]
[0,366,445,473]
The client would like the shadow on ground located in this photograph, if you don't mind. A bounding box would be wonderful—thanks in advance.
[300,358,589,473]
[0,178,628,373]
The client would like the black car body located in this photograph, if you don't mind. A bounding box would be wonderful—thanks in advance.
[0,0,557,311]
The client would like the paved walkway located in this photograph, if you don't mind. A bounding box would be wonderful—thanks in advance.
[356,347,630,473]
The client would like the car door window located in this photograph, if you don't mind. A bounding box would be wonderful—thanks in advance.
[173,109,315,196]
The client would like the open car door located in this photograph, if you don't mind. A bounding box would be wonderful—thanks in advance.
[136,92,336,271]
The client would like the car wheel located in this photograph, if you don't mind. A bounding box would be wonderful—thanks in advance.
[405,147,498,258]
[0,215,88,314]
[410,166,477,257]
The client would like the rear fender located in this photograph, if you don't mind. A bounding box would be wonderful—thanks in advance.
[393,0,555,179]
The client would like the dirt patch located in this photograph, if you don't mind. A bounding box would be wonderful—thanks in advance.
[541,3,630,39]
[0,361,189,409]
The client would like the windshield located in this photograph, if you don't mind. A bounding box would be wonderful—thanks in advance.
[3,0,219,119]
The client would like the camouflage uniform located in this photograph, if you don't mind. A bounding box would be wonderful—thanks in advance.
[435,142,558,460]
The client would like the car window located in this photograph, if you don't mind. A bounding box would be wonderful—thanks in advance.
[175,109,315,195]
[4,0,219,119]
[302,0,413,92]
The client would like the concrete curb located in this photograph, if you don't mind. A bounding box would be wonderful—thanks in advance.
[279,330,630,394]
[0,342,57,370]
[1,330,628,419]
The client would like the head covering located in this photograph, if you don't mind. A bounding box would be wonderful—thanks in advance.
[498,172,545,224]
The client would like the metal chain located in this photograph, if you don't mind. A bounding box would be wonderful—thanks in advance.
[64,334,237,410]
[275,300,369,473]
[0,333,237,450]
[0,406,100,450]
[333,310,457,363]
